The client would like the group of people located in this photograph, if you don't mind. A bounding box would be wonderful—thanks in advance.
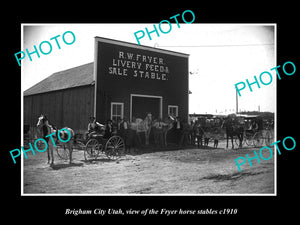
[86,116,143,153]
[191,119,222,148]
[168,117,222,149]
[86,114,173,153]
[85,116,114,140]
[85,114,224,153]
[40,114,226,155]
[34,113,274,160]
[117,115,170,153]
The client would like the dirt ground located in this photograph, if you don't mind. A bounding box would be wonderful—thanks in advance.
[23,140,275,195]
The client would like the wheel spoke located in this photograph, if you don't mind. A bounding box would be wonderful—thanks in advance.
[85,139,101,160]
[56,145,69,160]
[105,136,124,160]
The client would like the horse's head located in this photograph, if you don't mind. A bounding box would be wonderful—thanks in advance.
[37,114,56,131]
[168,115,175,121]
[58,128,70,141]
[37,114,45,128]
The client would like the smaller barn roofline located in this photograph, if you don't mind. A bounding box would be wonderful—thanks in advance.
[24,62,94,96]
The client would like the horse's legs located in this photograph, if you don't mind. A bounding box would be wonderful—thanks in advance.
[153,130,158,147]
[145,132,149,146]
[69,143,73,164]
[49,142,54,164]
[213,139,217,148]
[145,129,151,146]
[231,136,234,149]
[47,147,50,164]
[136,132,142,145]
[226,135,229,149]
[196,136,200,148]
[164,130,168,147]
[239,133,243,148]
[147,129,151,145]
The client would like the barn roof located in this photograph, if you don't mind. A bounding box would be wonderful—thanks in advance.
[24,62,94,96]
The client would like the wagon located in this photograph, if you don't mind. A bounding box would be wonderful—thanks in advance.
[56,133,125,161]
[233,115,274,148]
[84,134,125,161]
[235,129,273,148]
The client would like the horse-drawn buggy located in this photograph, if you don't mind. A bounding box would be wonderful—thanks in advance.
[35,114,125,164]
[228,114,274,148]
[239,115,274,147]
[211,113,274,149]
[56,132,125,162]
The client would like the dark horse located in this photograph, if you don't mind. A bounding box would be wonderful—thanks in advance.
[221,117,244,149]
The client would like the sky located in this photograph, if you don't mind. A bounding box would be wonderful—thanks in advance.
[22,23,276,114]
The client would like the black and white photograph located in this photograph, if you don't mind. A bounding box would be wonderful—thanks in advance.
[4,5,298,220]
[21,24,276,195]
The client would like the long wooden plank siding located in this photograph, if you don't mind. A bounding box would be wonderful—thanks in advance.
[24,85,94,134]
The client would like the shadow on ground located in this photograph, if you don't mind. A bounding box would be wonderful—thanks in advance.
[50,162,84,170]
[200,171,264,182]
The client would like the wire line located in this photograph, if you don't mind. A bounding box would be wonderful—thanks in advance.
[158,43,274,48]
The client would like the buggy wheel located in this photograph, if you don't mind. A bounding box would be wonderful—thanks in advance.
[244,136,253,146]
[56,145,69,160]
[85,138,102,161]
[234,137,240,148]
[253,132,264,147]
[243,132,250,146]
[105,136,125,160]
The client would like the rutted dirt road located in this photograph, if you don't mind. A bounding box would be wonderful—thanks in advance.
[23,141,274,194]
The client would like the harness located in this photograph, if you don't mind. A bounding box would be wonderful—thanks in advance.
[59,130,69,141]
[42,124,49,138]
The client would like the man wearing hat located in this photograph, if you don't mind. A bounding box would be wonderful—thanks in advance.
[85,116,105,140]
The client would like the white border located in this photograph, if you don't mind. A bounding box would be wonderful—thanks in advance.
[21,24,24,195]
[93,38,98,118]
[274,23,277,196]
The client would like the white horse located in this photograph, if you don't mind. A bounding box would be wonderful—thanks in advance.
[36,114,75,164]
[133,113,153,146]
[162,116,175,146]
[151,116,175,148]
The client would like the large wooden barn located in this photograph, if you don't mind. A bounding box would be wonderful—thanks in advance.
[23,62,95,134]
[24,37,189,134]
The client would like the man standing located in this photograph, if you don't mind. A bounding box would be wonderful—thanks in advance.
[153,118,166,148]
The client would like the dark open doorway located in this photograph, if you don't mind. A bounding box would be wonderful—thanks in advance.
[131,95,162,120]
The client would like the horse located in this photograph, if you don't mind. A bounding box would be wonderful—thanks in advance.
[133,113,153,146]
[162,116,175,146]
[151,116,175,148]
[221,116,244,149]
[36,114,75,164]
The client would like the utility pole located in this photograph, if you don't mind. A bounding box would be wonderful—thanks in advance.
[236,88,238,114]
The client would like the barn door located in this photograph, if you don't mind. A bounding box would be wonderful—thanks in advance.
[131,95,162,121]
